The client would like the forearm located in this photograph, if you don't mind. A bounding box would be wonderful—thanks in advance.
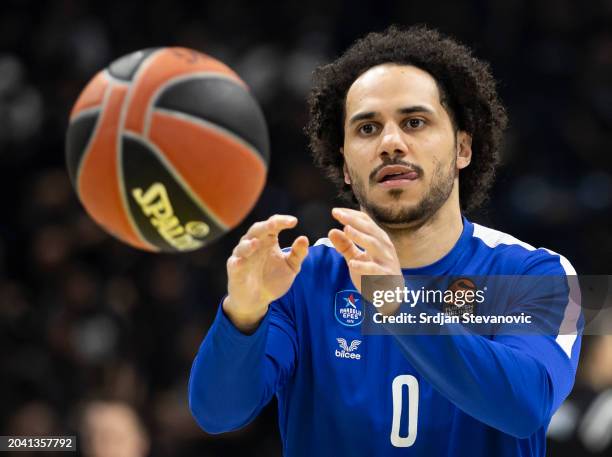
[188,306,272,433]
[389,330,556,438]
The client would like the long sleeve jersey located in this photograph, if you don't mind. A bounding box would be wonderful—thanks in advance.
[189,218,582,456]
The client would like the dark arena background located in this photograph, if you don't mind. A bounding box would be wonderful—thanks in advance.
[1,0,611,456]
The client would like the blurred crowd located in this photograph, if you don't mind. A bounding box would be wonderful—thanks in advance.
[0,0,611,456]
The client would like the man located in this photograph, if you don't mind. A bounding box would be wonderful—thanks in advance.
[188,26,581,456]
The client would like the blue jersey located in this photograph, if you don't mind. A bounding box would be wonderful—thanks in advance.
[189,218,582,456]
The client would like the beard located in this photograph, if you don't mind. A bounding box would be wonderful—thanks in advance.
[348,155,456,228]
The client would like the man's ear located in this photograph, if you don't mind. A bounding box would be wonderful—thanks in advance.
[340,147,351,185]
[456,131,472,170]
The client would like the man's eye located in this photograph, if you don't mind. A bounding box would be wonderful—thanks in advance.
[358,124,378,135]
[406,119,425,129]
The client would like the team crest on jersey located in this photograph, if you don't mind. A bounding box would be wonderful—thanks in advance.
[334,290,364,326]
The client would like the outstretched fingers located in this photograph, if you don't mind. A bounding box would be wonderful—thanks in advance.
[243,214,298,241]
[342,224,380,254]
[233,237,260,258]
[284,236,310,273]
[331,207,396,262]
[228,237,262,275]
[328,228,364,263]
[332,208,385,238]
[229,215,297,274]
[347,258,380,275]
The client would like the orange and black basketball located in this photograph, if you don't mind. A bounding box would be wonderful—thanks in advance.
[65,47,269,252]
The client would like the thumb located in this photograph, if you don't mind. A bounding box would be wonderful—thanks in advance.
[285,236,309,273]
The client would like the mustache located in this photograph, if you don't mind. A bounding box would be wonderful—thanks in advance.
[368,158,424,184]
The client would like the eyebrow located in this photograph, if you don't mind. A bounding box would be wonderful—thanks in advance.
[348,105,435,125]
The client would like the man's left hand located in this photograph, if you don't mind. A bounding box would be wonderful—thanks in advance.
[328,207,403,314]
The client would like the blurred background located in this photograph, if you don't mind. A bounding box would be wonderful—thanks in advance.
[0,0,611,455]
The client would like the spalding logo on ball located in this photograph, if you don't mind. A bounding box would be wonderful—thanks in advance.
[65,47,269,252]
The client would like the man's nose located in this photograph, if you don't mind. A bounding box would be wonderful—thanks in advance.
[378,123,408,158]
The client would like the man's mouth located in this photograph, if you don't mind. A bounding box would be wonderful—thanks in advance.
[375,165,420,183]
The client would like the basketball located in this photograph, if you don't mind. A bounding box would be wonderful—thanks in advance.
[65,47,269,253]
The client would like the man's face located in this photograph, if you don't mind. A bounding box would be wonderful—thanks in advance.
[342,63,471,228]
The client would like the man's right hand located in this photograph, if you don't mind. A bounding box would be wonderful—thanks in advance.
[223,214,309,333]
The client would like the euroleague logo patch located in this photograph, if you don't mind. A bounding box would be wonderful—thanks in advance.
[443,277,482,316]
[334,290,364,327]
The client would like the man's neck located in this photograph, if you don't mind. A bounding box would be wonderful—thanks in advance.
[377,197,464,269]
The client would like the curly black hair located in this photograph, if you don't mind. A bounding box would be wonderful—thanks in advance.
[305,25,508,212]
